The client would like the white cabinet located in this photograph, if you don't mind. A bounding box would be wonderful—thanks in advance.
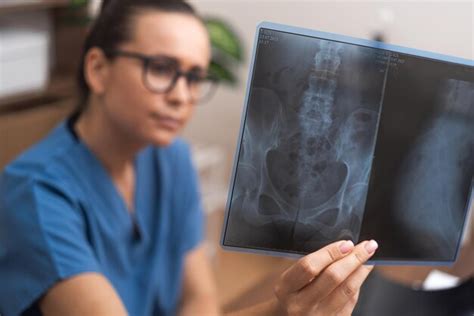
[0,10,52,99]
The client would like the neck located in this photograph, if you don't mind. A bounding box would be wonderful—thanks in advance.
[74,98,145,178]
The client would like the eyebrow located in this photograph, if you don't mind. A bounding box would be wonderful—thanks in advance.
[149,54,178,65]
[150,54,206,73]
[188,66,206,74]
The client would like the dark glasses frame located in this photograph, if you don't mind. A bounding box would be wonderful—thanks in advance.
[107,49,217,102]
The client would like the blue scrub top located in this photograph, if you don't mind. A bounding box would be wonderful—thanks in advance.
[0,118,204,316]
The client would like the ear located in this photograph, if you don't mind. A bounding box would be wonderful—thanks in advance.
[84,47,110,96]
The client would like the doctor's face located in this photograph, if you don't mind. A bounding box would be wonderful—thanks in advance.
[101,10,211,146]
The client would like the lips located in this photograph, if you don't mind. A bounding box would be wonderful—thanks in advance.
[152,114,181,131]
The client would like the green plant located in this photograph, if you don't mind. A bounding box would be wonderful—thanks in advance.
[204,17,244,86]
[69,0,88,6]
[58,0,91,26]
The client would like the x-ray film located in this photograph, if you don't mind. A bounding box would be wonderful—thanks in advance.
[221,22,474,264]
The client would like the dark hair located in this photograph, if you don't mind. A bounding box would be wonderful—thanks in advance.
[76,0,201,112]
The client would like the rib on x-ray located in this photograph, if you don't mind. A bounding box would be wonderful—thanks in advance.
[223,26,474,263]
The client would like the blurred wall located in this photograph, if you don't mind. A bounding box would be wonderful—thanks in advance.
[183,0,473,175]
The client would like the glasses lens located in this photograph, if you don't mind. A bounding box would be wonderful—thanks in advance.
[145,61,176,93]
[145,60,217,103]
[188,76,217,103]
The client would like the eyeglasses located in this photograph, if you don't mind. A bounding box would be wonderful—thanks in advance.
[107,49,217,103]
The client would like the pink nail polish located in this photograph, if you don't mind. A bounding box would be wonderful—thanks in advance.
[339,240,354,254]
[365,240,378,254]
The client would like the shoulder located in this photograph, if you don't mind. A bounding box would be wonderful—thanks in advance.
[157,137,192,162]
[152,137,195,176]
[148,137,201,199]
[1,121,80,202]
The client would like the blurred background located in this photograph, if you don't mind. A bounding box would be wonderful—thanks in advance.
[0,0,472,313]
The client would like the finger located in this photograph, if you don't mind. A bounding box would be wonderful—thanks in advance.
[336,289,360,316]
[275,240,354,296]
[320,264,373,314]
[296,240,377,304]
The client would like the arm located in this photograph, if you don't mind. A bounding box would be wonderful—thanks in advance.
[224,297,280,316]
[0,173,128,315]
[226,240,377,316]
[178,244,221,316]
[39,273,128,316]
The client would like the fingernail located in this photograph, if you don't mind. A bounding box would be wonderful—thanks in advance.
[339,240,354,254]
[365,240,378,254]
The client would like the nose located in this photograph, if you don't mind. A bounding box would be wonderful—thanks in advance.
[165,75,190,107]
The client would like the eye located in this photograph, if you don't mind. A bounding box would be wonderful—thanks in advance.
[148,62,176,77]
[186,72,207,84]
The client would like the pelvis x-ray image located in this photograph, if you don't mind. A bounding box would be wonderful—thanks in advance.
[222,24,474,263]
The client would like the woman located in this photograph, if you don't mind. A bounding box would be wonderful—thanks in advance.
[0,1,378,315]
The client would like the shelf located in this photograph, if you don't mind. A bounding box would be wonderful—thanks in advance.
[0,74,76,114]
[0,0,69,15]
